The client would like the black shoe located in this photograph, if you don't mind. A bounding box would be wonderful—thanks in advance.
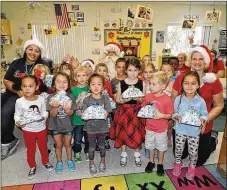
[157,164,165,176]
[105,140,110,150]
[96,144,100,151]
[145,162,155,173]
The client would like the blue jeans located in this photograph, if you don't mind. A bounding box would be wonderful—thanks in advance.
[73,125,89,154]
[1,92,19,144]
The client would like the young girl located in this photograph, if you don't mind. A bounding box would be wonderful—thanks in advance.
[110,58,145,167]
[58,63,76,88]
[172,71,208,180]
[71,66,89,163]
[95,63,113,150]
[14,76,53,179]
[46,72,76,174]
[83,73,112,175]
[142,55,152,66]
[81,59,95,78]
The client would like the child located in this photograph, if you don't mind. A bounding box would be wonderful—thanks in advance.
[46,72,76,173]
[95,63,113,150]
[142,71,174,176]
[110,58,145,167]
[58,63,76,88]
[172,71,208,180]
[142,63,155,158]
[161,63,176,147]
[71,66,89,163]
[111,58,127,98]
[14,75,53,179]
[81,59,95,78]
[143,63,155,94]
[83,73,112,175]
[167,57,180,77]
[142,55,152,66]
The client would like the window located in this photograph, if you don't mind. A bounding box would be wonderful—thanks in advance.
[32,24,88,64]
[166,23,212,55]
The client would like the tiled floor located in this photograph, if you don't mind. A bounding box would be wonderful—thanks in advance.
[1,128,225,189]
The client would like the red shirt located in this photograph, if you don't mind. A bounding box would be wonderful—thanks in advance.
[173,73,223,133]
[104,81,113,98]
[141,93,174,133]
[213,60,225,74]
[176,65,191,75]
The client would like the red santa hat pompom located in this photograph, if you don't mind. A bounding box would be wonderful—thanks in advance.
[191,45,213,72]
[103,42,125,57]
[81,59,95,73]
[24,39,45,57]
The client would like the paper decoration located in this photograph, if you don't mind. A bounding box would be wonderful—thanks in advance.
[49,90,71,106]
[62,29,69,35]
[16,37,23,46]
[19,27,25,34]
[20,109,44,125]
[205,10,221,23]
[135,5,153,22]
[45,75,53,88]
[184,15,199,22]
[44,28,52,35]
[123,20,133,34]
[92,48,100,55]
[156,31,164,43]
[92,31,101,41]
[27,23,32,30]
[68,12,75,23]
[51,27,57,35]
[134,21,141,28]
[71,5,79,11]
[77,12,84,22]
[182,19,196,29]
[121,86,144,99]
[180,106,201,127]
[104,20,110,28]
[111,20,118,29]
[127,7,135,19]
[82,104,106,120]
[137,103,157,118]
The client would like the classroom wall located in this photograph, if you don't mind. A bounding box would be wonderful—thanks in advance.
[1,1,226,68]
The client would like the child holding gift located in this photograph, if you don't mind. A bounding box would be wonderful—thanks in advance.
[46,72,76,174]
[142,71,174,176]
[172,71,208,180]
[110,58,145,167]
[83,73,112,175]
[14,75,54,179]
[71,66,90,163]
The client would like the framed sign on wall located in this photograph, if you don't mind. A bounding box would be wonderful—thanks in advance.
[104,29,152,59]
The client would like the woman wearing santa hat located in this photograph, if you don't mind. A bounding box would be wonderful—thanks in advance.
[1,39,49,160]
[171,45,224,166]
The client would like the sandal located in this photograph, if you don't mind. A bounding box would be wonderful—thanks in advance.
[120,152,127,167]
[135,157,142,167]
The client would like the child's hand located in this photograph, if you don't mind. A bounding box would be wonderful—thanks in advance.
[200,118,206,134]
[63,101,72,111]
[49,100,60,108]
[173,116,181,123]
[154,111,164,119]
[15,121,24,128]
[133,97,144,103]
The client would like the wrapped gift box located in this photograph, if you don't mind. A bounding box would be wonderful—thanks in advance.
[82,105,106,120]
[20,110,44,125]
[121,86,144,99]
[49,90,71,106]
[180,106,201,127]
[138,103,157,118]
[45,75,54,88]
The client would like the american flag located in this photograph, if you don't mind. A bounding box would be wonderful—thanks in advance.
[54,4,71,29]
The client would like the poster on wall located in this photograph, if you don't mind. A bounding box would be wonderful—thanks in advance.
[184,15,199,22]
[156,31,164,43]
[182,19,196,29]
[104,29,152,59]
[77,12,84,22]
[68,12,75,22]
[127,7,135,20]
[135,5,153,22]
[205,10,221,23]
[71,5,79,11]
[92,48,100,55]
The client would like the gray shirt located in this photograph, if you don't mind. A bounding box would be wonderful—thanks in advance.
[83,95,112,134]
[46,93,76,132]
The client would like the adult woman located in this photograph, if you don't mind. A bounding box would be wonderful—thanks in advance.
[177,53,191,75]
[1,39,49,160]
[210,49,225,78]
[171,45,224,166]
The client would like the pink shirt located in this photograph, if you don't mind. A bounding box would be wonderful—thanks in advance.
[141,93,174,133]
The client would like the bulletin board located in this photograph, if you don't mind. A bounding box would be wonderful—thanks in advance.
[104,29,152,59]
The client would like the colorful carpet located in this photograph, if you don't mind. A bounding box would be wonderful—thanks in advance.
[2,164,226,190]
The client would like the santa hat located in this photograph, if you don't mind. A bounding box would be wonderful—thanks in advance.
[103,42,125,57]
[191,45,213,73]
[81,59,95,73]
[23,39,45,57]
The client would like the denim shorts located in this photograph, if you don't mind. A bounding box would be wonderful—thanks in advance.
[51,130,73,136]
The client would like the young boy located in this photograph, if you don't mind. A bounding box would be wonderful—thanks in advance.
[71,66,90,163]
[110,58,127,99]
[141,71,174,176]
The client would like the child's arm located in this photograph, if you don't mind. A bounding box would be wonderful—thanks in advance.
[14,100,24,128]
[40,97,49,119]
[200,98,209,134]
[104,95,112,119]
[171,97,181,122]
[49,100,59,117]
[116,83,131,104]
